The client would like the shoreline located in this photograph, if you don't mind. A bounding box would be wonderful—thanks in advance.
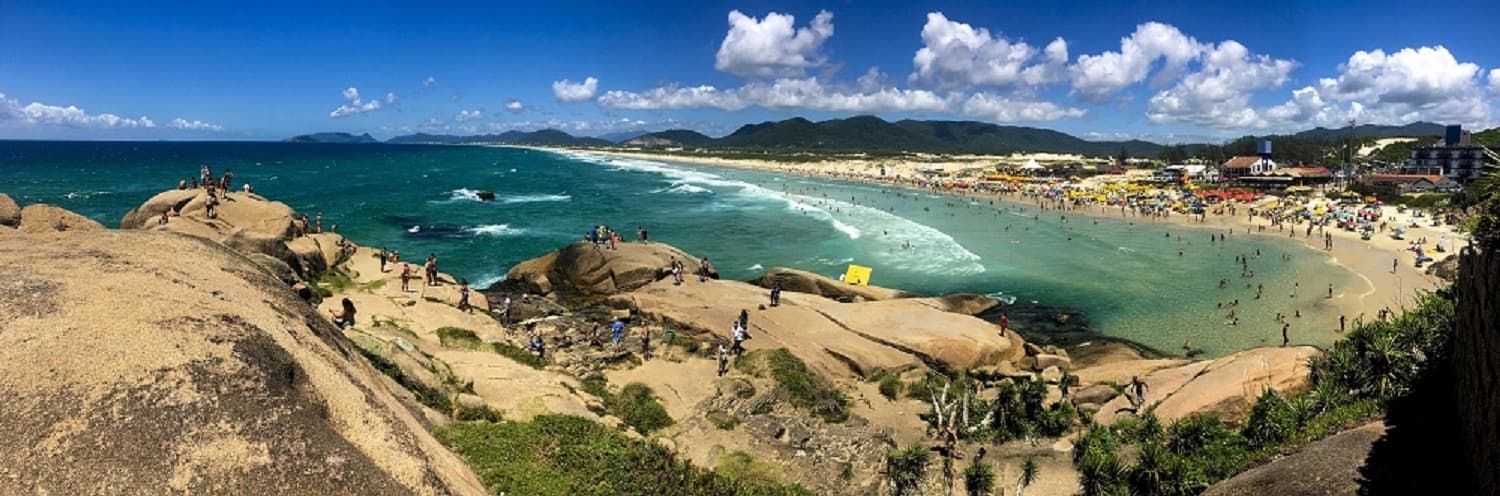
[550,146,1453,348]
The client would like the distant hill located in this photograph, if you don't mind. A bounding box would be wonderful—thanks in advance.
[1292,122,1445,141]
[595,131,647,143]
[714,115,1163,156]
[285,132,377,144]
[622,129,716,148]
[384,129,609,147]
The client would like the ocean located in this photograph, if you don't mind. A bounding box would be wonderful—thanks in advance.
[0,141,1364,356]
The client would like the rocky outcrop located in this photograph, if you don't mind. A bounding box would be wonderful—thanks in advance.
[0,229,485,495]
[1204,422,1387,496]
[1091,346,1321,425]
[120,189,329,276]
[752,267,912,302]
[506,241,716,296]
[0,193,19,228]
[609,275,1022,379]
[16,204,105,233]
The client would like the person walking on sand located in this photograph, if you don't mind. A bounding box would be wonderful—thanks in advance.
[1339,315,1347,333]
[400,264,412,292]
[378,247,388,273]
[1282,323,1290,347]
[1392,258,1399,273]
[731,321,749,358]
[737,309,749,332]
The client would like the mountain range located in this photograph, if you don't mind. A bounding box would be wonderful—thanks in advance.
[289,117,1472,158]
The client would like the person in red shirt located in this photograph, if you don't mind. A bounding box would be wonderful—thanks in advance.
[998,313,1010,335]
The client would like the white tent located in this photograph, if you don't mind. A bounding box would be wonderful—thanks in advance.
[1019,159,1045,171]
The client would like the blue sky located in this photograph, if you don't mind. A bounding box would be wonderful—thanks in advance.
[2,0,1498,142]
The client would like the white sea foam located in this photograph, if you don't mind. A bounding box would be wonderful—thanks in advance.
[747,263,764,271]
[564,150,985,276]
[442,188,570,204]
[652,183,713,194]
[464,224,527,237]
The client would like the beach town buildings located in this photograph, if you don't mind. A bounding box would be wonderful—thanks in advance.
[1221,139,1278,182]
[1153,164,1214,183]
[1400,125,1489,185]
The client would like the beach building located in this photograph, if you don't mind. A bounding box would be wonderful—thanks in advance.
[1362,174,1462,196]
[1153,164,1211,183]
[1240,166,1335,189]
[1222,139,1278,182]
[1400,125,1490,185]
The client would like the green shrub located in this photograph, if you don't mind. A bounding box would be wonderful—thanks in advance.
[316,269,354,295]
[962,461,995,496]
[706,410,741,430]
[1242,390,1298,448]
[737,349,849,423]
[878,374,903,400]
[716,451,801,492]
[453,402,503,422]
[491,341,548,369]
[611,383,675,434]
[353,346,452,414]
[436,326,482,348]
[438,415,814,496]
[885,444,930,496]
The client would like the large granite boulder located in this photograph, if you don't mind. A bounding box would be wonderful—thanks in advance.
[610,276,1023,379]
[0,193,19,228]
[506,241,715,296]
[0,228,484,495]
[121,190,326,277]
[17,204,105,233]
[1204,422,1387,496]
[1092,346,1321,425]
[752,267,912,302]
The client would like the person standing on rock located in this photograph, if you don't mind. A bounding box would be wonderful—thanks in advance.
[769,282,782,307]
[589,323,603,348]
[1282,323,1290,347]
[999,313,1010,335]
[315,212,323,234]
[671,257,684,285]
[424,254,438,287]
[640,326,652,360]
[458,280,472,313]
[378,247,388,273]
[501,296,513,325]
[1129,376,1148,407]
[611,319,626,347]
[698,258,713,283]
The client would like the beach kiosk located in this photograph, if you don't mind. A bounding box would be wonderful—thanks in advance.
[844,264,873,286]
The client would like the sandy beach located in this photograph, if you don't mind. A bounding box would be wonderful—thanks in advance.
[569,147,1459,332]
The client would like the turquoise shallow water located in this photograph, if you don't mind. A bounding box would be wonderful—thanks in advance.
[0,141,1363,356]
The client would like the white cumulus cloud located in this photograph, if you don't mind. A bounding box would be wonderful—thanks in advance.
[962,93,1086,122]
[505,99,524,111]
[1262,45,1492,129]
[423,76,436,87]
[715,10,834,78]
[385,92,398,104]
[552,77,599,102]
[1070,22,1205,102]
[1145,40,1297,128]
[909,12,1069,90]
[0,91,224,131]
[598,78,956,113]
[167,118,224,131]
[329,86,384,118]
[455,109,483,122]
